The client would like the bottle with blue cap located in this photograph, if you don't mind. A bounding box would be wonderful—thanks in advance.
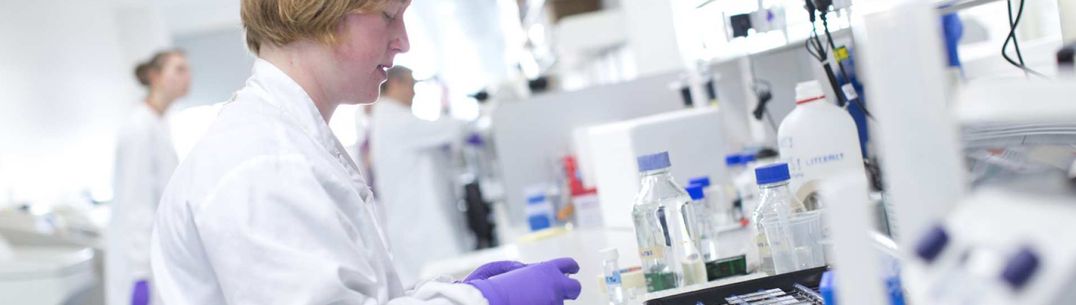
[631,152,706,291]
[751,162,807,275]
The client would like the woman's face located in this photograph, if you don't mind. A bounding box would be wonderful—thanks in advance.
[330,0,411,105]
[154,54,192,101]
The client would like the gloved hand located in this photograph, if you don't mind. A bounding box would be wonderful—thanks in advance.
[463,261,527,282]
[131,280,150,305]
[466,257,581,305]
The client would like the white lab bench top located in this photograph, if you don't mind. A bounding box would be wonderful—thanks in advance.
[421,226,760,305]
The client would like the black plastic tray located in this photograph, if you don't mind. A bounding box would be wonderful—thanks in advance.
[644,266,830,305]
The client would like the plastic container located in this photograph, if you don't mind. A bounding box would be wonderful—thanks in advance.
[601,248,625,305]
[572,190,604,228]
[690,175,738,229]
[777,80,866,195]
[631,152,689,292]
[525,191,554,232]
[751,163,808,276]
[761,211,826,274]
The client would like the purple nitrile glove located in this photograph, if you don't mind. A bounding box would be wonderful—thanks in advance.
[466,257,582,305]
[463,261,527,282]
[131,280,150,305]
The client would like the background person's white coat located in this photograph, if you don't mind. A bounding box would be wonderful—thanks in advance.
[107,103,178,305]
[370,100,470,286]
[150,59,487,304]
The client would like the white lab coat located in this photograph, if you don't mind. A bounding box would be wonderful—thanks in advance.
[107,103,178,305]
[149,59,487,305]
[370,99,469,286]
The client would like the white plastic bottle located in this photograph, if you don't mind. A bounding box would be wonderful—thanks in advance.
[601,248,625,305]
[752,163,808,275]
[777,80,867,196]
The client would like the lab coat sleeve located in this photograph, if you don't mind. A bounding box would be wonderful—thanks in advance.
[194,155,487,305]
[113,127,159,280]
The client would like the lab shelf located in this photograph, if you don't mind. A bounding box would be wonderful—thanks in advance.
[645,266,829,305]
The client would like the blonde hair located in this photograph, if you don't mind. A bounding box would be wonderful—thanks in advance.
[241,0,391,54]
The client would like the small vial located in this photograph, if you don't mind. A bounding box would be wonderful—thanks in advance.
[601,248,625,305]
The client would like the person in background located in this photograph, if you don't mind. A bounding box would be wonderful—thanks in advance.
[107,49,190,305]
[354,104,376,191]
[149,0,580,304]
[370,66,472,286]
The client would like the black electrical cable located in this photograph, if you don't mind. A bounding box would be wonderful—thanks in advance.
[1002,0,1047,78]
[798,1,875,120]
[818,9,873,118]
[1007,0,1027,69]
[820,12,850,81]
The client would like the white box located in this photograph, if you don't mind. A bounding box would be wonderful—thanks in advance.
[581,108,731,229]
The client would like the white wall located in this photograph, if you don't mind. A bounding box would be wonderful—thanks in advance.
[0,1,171,207]
[173,28,255,108]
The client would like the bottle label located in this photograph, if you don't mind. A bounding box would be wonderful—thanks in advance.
[639,246,665,259]
[605,271,622,285]
[755,231,771,262]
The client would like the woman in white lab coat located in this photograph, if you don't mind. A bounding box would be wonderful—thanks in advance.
[370,66,471,286]
[107,50,189,305]
[149,1,580,304]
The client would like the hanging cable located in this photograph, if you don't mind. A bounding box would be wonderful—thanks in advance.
[804,1,873,118]
[1002,0,1047,77]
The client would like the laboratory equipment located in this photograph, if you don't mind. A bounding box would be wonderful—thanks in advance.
[562,156,604,228]
[761,211,826,275]
[732,153,761,225]
[903,174,1076,305]
[584,108,730,229]
[494,71,683,231]
[644,266,829,305]
[777,80,867,198]
[601,248,625,305]
[620,266,646,301]
[687,177,751,281]
[633,152,710,292]
[525,188,555,232]
[689,176,738,230]
[751,163,808,276]
[684,185,721,280]
[0,233,96,305]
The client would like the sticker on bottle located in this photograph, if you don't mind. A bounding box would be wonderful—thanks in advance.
[841,84,859,101]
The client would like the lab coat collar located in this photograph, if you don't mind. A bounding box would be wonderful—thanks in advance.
[247,59,372,202]
[249,58,340,154]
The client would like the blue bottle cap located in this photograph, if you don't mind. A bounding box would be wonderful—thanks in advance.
[1000,247,1040,290]
[689,177,711,188]
[526,194,545,204]
[915,225,949,263]
[742,154,757,163]
[685,185,705,200]
[754,163,790,185]
[725,154,743,167]
[636,152,672,172]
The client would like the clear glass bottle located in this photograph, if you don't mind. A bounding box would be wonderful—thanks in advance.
[752,163,806,275]
[685,184,721,279]
[632,152,693,291]
[601,248,625,305]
